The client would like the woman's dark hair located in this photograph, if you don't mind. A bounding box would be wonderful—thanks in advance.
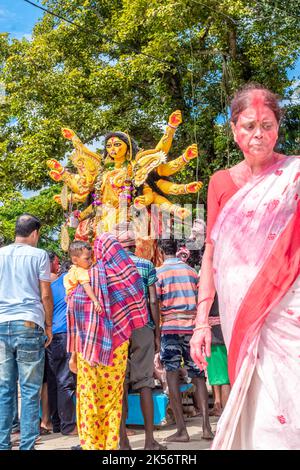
[230,82,282,124]
[103,132,140,160]
[15,213,41,237]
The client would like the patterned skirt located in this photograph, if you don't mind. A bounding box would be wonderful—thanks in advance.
[76,341,128,450]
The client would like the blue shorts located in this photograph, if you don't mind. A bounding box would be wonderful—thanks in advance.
[160,334,204,378]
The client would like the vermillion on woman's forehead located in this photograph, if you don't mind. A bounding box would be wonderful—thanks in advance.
[249,89,267,107]
[237,107,279,128]
[237,90,278,124]
[230,84,281,125]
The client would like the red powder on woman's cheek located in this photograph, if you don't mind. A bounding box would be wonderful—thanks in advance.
[234,126,251,153]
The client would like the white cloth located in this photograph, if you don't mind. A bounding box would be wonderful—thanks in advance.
[0,243,51,329]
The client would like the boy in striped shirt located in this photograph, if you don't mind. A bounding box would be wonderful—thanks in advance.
[156,239,213,443]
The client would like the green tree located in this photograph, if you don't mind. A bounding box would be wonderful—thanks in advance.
[0,0,299,245]
[0,185,62,247]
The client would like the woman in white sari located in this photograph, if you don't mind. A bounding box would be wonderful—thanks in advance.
[190,83,300,450]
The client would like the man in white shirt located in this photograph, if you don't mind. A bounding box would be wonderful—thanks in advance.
[0,213,53,450]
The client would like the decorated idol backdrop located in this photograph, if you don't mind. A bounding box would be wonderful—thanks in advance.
[47,111,203,262]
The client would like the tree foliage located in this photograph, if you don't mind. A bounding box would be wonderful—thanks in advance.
[0,0,299,245]
[0,185,63,247]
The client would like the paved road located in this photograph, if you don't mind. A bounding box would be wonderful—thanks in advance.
[12,416,219,450]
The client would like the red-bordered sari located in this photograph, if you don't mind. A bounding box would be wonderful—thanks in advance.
[211,156,300,449]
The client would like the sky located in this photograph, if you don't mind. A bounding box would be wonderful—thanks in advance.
[0,0,42,40]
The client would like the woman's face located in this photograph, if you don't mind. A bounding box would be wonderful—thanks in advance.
[231,91,279,163]
[106,137,128,162]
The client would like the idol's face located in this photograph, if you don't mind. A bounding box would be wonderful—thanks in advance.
[105,137,128,162]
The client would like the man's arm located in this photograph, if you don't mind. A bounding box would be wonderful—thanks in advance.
[39,280,53,348]
[148,284,161,354]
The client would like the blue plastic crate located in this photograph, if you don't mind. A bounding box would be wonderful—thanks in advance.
[126,383,193,426]
[126,391,168,426]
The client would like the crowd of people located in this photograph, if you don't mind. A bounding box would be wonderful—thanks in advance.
[0,82,299,451]
[0,213,223,451]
